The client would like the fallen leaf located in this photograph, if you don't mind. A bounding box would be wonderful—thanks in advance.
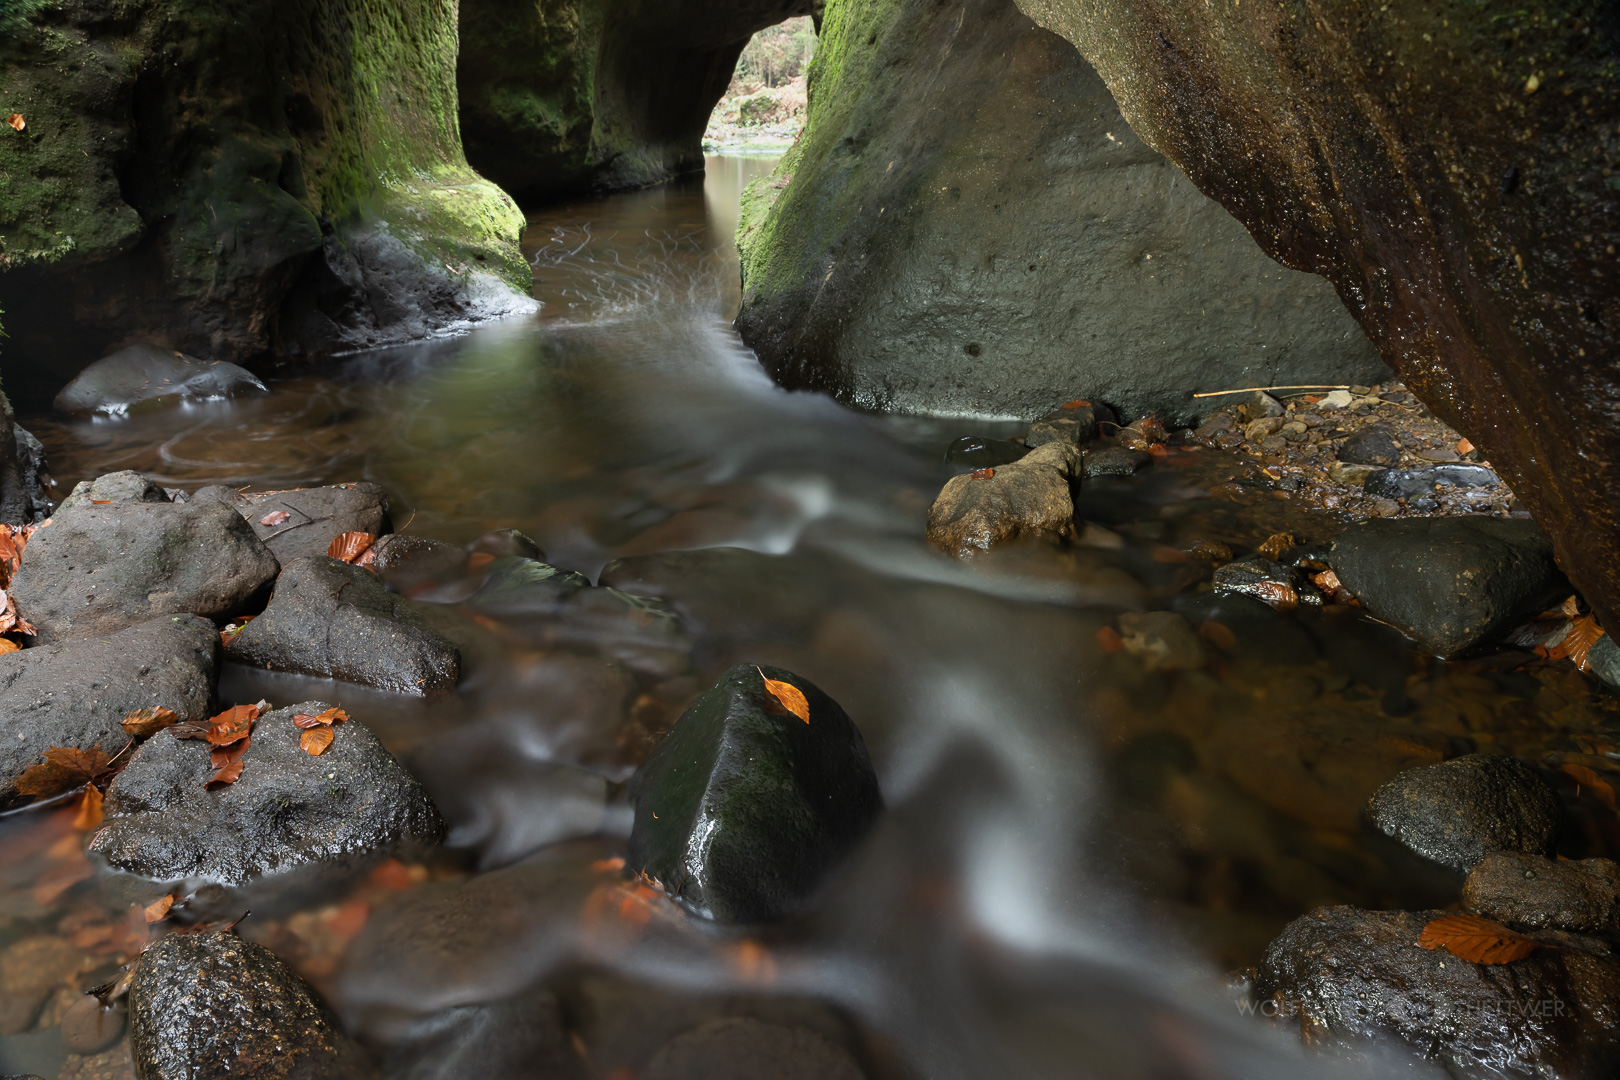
[219,616,253,648]
[327,898,370,938]
[1257,532,1296,561]
[1561,595,1581,618]
[1095,625,1125,653]
[210,736,250,770]
[259,510,291,526]
[205,759,244,790]
[1198,621,1236,651]
[1417,912,1547,964]
[16,746,114,800]
[1061,399,1092,409]
[292,706,348,729]
[5,113,23,132]
[144,894,176,924]
[1250,580,1299,611]
[1554,615,1605,671]
[1457,438,1474,455]
[206,704,259,745]
[168,720,214,740]
[73,785,103,831]
[1312,569,1345,594]
[368,858,421,891]
[328,531,376,563]
[300,726,334,755]
[970,468,995,480]
[121,706,179,738]
[0,638,19,656]
[467,551,497,572]
[755,666,810,724]
[1560,763,1616,810]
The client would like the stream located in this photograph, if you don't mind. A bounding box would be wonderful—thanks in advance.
[3,155,1618,1080]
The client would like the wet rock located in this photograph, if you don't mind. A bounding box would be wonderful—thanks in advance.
[943,436,1031,469]
[59,997,126,1055]
[646,1018,863,1080]
[627,664,882,923]
[197,483,390,564]
[1255,905,1620,1077]
[1193,412,1233,439]
[1243,416,1286,441]
[52,345,267,416]
[8,423,53,524]
[372,535,469,595]
[1326,461,1379,487]
[1587,634,1620,692]
[1026,404,1097,447]
[1081,445,1150,477]
[90,700,444,885]
[550,587,690,679]
[1363,464,1499,501]
[463,556,591,616]
[1366,754,1561,872]
[1329,517,1567,657]
[1240,391,1285,420]
[11,492,278,642]
[129,931,373,1080]
[1210,556,1317,607]
[0,936,89,1035]
[925,442,1082,556]
[1417,447,1461,463]
[1116,611,1204,672]
[0,616,217,809]
[371,985,582,1080]
[1335,424,1400,467]
[57,470,169,511]
[1463,853,1620,934]
[467,528,545,562]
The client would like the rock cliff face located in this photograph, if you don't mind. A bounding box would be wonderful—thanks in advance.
[458,0,813,201]
[0,0,535,404]
[1013,0,1620,625]
[733,0,1386,423]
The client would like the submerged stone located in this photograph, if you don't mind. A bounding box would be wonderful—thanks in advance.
[1335,424,1400,467]
[373,534,470,594]
[1366,753,1561,872]
[463,556,591,616]
[1081,445,1150,478]
[627,664,882,923]
[53,344,268,415]
[467,528,545,562]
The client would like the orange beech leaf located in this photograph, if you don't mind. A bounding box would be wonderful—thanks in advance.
[144,894,176,924]
[1146,443,1169,457]
[0,638,20,656]
[210,736,250,770]
[300,726,335,755]
[1257,532,1296,561]
[168,720,214,740]
[1061,399,1092,409]
[204,759,244,790]
[1556,616,1605,671]
[1560,595,1581,618]
[1095,625,1124,653]
[5,113,23,132]
[326,898,369,938]
[1312,569,1345,594]
[121,706,179,738]
[206,704,258,746]
[970,468,995,480]
[328,531,376,563]
[15,746,113,800]
[755,667,810,724]
[1417,913,1547,965]
[368,859,421,891]
[1198,621,1236,651]
[259,510,291,526]
[1457,438,1475,455]
[1560,763,1617,810]
[1250,580,1299,611]
[73,785,103,831]
[292,707,348,730]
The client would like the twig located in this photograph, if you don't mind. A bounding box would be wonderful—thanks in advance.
[1193,385,1351,398]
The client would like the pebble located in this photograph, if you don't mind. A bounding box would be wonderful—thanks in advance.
[1336,424,1400,467]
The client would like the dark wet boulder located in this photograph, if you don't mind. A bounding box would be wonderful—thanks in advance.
[462,557,591,616]
[227,558,460,695]
[1211,556,1317,608]
[1366,754,1561,873]
[646,1018,863,1080]
[943,436,1031,470]
[926,441,1082,556]
[627,664,882,923]
[129,930,374,1080]
[90,700,443,885]
[1463,854,1620,934]
[0,616,217,809]
[1081,446,1150,478]
[1588,635,1620,693]
[372,535,470,595]
[1329,517,1567,657]
[195,483,391,564]
[1363,464,1500,501]
[1335,424,1400,468]
[52,344,267,416]
[1255,905,1620,1077]
[467,528,545,562]
[0,386,53,524]
[1026,405,1098,448]
[11,491,278,642]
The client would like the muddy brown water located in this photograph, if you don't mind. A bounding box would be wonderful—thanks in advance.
[3,156,1618,1079]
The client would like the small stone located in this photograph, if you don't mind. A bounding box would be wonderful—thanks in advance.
[1366,753,1562,871]
[1463,853,1620,932]
[372,535,469,594]
[926,441,1082,555]
[1026,404,1097,446]
[1327,461,1379,486]
[942,435,1031,469]
[467,528,545,562]
[628,664,882,923]
[1211,556,1317,607]
[60,997,126,1055]
[646,1018,862,1080]
[54,344,267,416]
[1241,391,1285,419]
[1259,434,1288,452]
[1349,385,1373,396]
[1193,412,1233,438]
[1363,464,1499,500]
[1243,416,1286,441]
[1418,447,1461,462]
[1081,445,1150,477]
[129,931,374,1079]
[1116,611,1204,671]
[1336,423,1400,466]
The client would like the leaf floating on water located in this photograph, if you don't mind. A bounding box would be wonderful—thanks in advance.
[5,113,23,132]
[206,704,258,745]
[1417,912,1547,964]
[72,785,103,831]
[755,666,810,724]
[1257,532,1296,561]
[300,726,334,755]
[16,746,114,800]
[204,759,244,790]
[328,531,376,564]
[259,510,291,526]
[144,894,176,924]
[1560,763,1617,810]
[121,706,179,738]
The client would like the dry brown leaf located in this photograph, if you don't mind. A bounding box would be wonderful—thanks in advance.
[328,531,376,563]
[1560,595,1581,618]
[1257,532,1296,561]
[292,706,348,729]
[206,704,259,746]
[144,894,176,924]
[5,113,23,132]
[210,736,250,770]
[205,759,244,790]
[15,746,113,799]
[970,468,995,480]
[73,785,103,831]
[0,638,20,656]
[1560,763,1617,810]
[300,726,335,755]
[121,706,179,738]
[755,667,810,724]
[1557,616,1605,671]
[1457,438,1475,455]
[1061,399,1091,409]
[259,510,291,526]
[1250,580,1299,611]
[1417,912,1547,964]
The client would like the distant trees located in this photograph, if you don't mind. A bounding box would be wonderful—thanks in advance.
[731,17,816,90]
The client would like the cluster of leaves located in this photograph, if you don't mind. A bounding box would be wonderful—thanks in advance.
[1535,596,1606,671]
[172,703,263,789]
[16,746,120,829]
[292,706,348,755]
[330,530,377,566]
[0,522,40,643]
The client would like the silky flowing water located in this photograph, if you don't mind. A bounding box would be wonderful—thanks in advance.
[3,156,1618,1079]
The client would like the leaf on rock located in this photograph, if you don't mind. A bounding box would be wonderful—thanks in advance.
[15,746,113,800]
[1250,580,1299,612]
[755,666,810,724]
[1257,532,1296,561]
[259,510,291,526]
[143,894,176,924]
[5,113,23,132]
[0,523,32,585]
[300,726,335,755]
[0,638,19,656]
[121,706,179,738]
[210,736,250,770]
[292,706,348,730]
[969,468,994,480]
[1560,595,1581,619]
[1417,913,1547,964]
[204,759,244,790]
[206,704,259,745]
[72,785,103,831]
[328,531,376,564]
[219,616,253,648]
[1456,438,1474,455]
[168,720,215,741]
[1560,763,1616,810]
[1556,615,1605,671]
[1061,399,1091,410]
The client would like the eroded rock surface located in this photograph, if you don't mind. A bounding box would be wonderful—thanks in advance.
[1366,754,1562,872]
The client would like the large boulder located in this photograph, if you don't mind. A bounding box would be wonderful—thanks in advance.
[735,0,1385,422]
[52,344,266,415]
[0,384,52,524]
[129,931,374,1080]
[627,663,882,923]
[89,701,444,885]
[0,615,217,809]
[10,490,279,641]
[1012,0,1620,632]
[227,558,461,695]
[0,0,535,407]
